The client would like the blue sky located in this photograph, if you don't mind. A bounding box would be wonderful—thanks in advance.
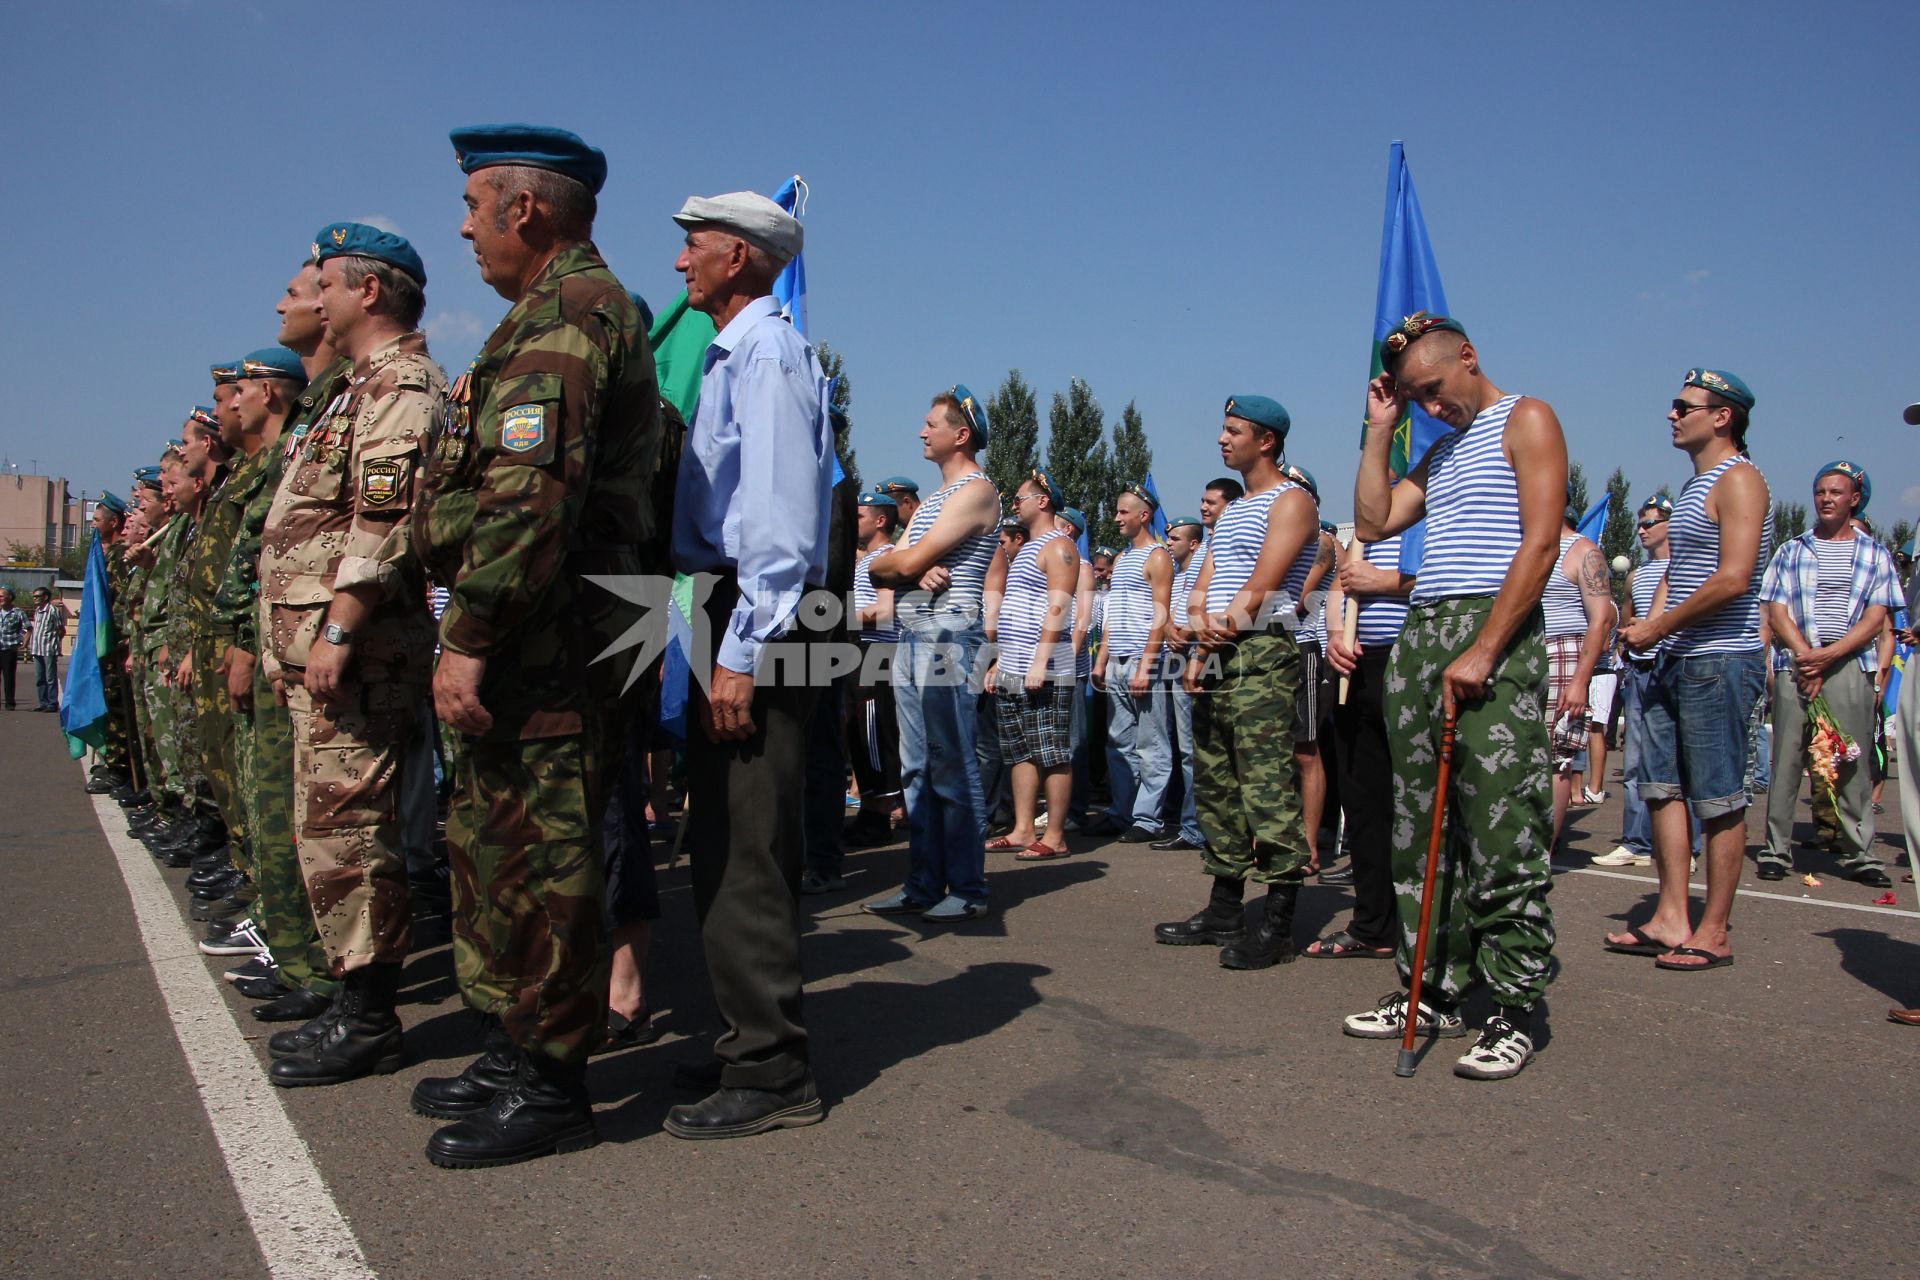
[4,1,1917,534]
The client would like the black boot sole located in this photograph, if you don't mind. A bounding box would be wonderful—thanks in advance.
[662,1098,825,1141]
[426,1122,599,1168]
[1219,947,1298,970]
[410,1091,496,1121]
[1154,929,1246,947]
[268,1052,404,1088]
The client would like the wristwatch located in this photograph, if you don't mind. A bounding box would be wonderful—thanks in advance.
[322,622,354,647]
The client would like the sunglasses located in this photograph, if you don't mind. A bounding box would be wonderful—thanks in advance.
[1670,399,1718,417]
[1637,518,1666,530]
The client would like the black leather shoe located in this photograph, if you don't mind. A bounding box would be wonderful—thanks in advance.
[269,965,404,1088]
[191,892,249,922]
[1149,834,1203,851]
[269,1000,342,1058]
[426,1052,598,1168]
[1154,877,1248,946]
[187,865,237,895]
[251,987,332,1023]
[1848,864,1893,888]
[1318,864,1356,886]
[663,1075,824,1141]
[1220,883,1300,970]
[1117,824,1158,843]
[234,974,290,1000]
[1754,862,1788,881]
[412,1021,517,1119]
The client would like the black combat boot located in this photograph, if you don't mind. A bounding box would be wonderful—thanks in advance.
[1219,881,1300,970]
[268,964,404,1087]
[411,1019,518,1119]
[268,989,343,1057]
[425,1050,598,1169]
[1153,876,1248,946]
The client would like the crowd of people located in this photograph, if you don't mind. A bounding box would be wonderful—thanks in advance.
[52,122,1920,1174]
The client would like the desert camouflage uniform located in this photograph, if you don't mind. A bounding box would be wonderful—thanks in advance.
[1383,597,1555,1008]
[413,244,660,1064]
[262,336,439,976]
[1192,630,1310,883]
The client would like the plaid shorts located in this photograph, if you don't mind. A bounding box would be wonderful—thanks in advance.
[1545,632,1587,770]
[995,675,1075,767]
[1293,640,1322,746]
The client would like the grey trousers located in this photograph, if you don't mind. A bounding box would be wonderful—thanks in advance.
[1764,659,1877,867]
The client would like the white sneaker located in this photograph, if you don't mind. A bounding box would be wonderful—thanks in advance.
[1342,990,1466,1040]
[1454,1015,1534,1080]
[1591,845,1651,867]
[1581,787,1609,805]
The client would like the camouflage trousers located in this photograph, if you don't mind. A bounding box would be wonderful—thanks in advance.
[128,653,168,805]
[446,729,618,1065]
[1384,597,1555,1010]
[287,680,418,975]
[250,661,334,997]
[101,658,132,777]
[1192,630,1310,884]
[190,638,247,863]
[142,653,200,809]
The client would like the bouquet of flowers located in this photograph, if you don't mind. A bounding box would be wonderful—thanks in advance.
[1805,694,1861,805]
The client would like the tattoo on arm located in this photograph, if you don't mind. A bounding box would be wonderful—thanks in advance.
[1578,549,1610,599]
[1314,537,1334,568]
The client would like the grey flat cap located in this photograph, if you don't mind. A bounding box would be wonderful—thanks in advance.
[673,192,802,263]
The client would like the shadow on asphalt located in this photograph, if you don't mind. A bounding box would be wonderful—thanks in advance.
[1815,927,1920,1006]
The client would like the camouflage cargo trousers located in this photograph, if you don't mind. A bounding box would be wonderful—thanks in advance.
[287,680,418,975]
[1192,630,1310,884]
[249,661,334,997]
[1384,597,1555,1010]
[128,652,168,805]
[142,654,196,809]
[446,729,619,1065]
[101,658,132,777]
[190,637,247,863]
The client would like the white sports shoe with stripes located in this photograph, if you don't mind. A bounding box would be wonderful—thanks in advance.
[1453,1016,1534,1080]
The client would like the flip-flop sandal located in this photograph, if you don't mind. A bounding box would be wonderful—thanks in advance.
[1015,842,1070,861]
[1654,946,1734,971]
[1304,929,1393,959]
[1603,925,1672,957]
[985,836,1025,851]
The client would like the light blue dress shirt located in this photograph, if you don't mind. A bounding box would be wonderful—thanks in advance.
[670,294,833,675]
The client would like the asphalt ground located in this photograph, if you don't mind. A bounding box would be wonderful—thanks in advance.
[2,708,1915,1280]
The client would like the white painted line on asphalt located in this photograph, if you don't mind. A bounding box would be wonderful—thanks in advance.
[1556,863,1920,920]
[88,789,377,1280]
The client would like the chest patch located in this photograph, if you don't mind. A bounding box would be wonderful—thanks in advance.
[361,458,405,505]
[501,404,546,453]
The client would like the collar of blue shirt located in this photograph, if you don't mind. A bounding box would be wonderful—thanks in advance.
[704,294,785,370]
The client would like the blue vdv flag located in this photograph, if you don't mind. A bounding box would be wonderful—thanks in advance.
[773,176,808,337]
[60,537,112,757]
[1576,495,1609,544]
[1368,141,1451,574]
[1140,473,1170,543]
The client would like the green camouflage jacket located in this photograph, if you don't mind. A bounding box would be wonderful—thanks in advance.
[139,515,188,658]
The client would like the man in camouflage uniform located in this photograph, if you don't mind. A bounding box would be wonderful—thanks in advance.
[410,125,659,1169]
[217,265,352,1022]
[259,223,440,1088]
[85,492,135,799]
[121,470,177,846]
[145,440,223,870]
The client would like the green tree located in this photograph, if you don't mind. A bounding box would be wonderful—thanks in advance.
[1044,377,1109,535]
[1772,500,1808,547]
[1101,399,1154,547]
[1567,460,1589,518]
[983,369,1039,509]
[1880,517,1913,559]
[1599,467,1636,604]
[815,342,858,491]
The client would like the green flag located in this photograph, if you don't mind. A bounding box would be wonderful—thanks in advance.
[648,290,716,418]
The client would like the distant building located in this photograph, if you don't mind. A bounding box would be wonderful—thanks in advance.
[0,472,85,564]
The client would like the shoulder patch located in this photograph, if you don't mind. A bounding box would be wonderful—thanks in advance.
[501,404,546,453]
[361,458,405,506]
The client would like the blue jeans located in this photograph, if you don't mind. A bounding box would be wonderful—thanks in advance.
[34,653,59,709]
[1620,664,1701,854]
[1170,687,1206,844]
[1103,654,1172,833]
[1635,649,1767,820]
[895,626,988,904]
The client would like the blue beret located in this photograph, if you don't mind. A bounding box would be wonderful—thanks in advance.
[1380,311,1468,366]
[1684,368,1754,411]
[1167,514,1204,533]
[1118,480,1159,512]
[313,221,427,285]
[1319,519,1338,536]
[1640,493,1674,515]
[878,476,920,495]
[856,490,897,508]
[1060,507,1087,533]
[1030,468,1066,514]
[1816,459,1871,514]
[187,406,220,432]
[626,291,655,335]
[999,516,1024,534]
[1224,394,1289,439]
[133,465,162,488]
[240,347,307,385]
[1901,536,1915,558]
[1092,544,1119,559]
[947,383,989,449]
[210,359,242,386]
[1284,463,1318,501]
[450,124,607,195]
[98,491,127,515]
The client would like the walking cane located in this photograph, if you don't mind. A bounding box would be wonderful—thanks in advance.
[1397,708,1457,1078]
[1336,538,1358,705]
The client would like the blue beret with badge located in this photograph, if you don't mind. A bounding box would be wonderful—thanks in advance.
[240,346,307,385]
[210,359,242,386]
[1683,368,1754,411]
[1379,311,1469,368]
[1167,514,1204,534]
[1060,507,1087,534]
[947,383,989,450]
[312,221,427,285]
[1224,394,1289,440]
[878,476,920,496]
[1284,463,1318,501]
[1092,544,1118,559]
[1815,459,1871,514]
[187,406,220,432]
[1640,493,1674,516]
[450,124,608,195]
[856,490,897,508]
[97,490,127,515]
[133,465,162,488]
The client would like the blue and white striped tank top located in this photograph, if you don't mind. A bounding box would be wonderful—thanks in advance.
[1354,534,1410,646]
[1626,559,1667,661]
[1173,532,1207,634]
[1663,455,1771,655]
[1811,537,1858,644]
[853,545,898,643]
[1103,543,1160,657]
[1540,532,1588,639]
[1204,482,1296,624]
[1409,394,1524,604]
[1279,533,1318,637]
[997,529,1074,678]
[897,470,997,634]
